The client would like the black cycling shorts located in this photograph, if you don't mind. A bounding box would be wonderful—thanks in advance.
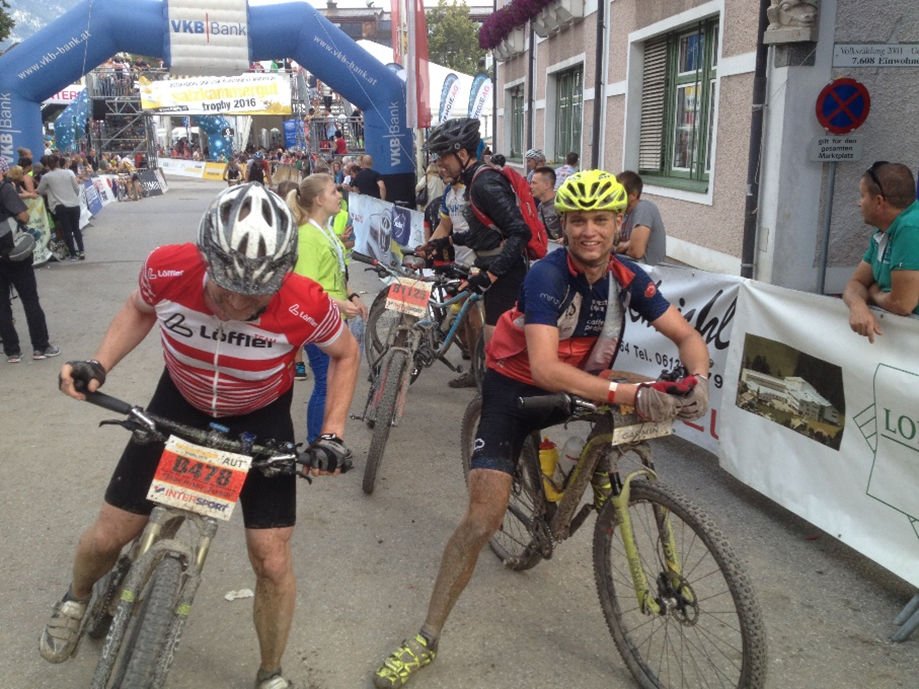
[104,370,297,529]
[483,258,527,326]
[469,369,571,474]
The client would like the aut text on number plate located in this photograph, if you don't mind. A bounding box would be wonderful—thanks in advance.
[146,436,253,521]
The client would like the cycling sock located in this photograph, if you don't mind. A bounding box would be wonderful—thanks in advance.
[418,627,439,651]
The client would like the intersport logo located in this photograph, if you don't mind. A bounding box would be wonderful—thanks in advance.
[169,17,247,43]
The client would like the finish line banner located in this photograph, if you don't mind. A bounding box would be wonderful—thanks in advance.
[139,73,292,115]
[719,281,919,587]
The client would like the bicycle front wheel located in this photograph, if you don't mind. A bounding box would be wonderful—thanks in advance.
[365,289,399,367]
[460,395,544,571]
[117,556,185,689]
[363,349,409,494]
[592,480,767,689]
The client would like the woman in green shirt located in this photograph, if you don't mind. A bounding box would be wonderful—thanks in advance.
[286,174,367,441]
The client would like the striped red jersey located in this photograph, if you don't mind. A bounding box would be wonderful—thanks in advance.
[139,243,344,417]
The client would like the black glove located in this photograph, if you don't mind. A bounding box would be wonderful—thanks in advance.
[466,271,493,294]
[677,376,709,420]
[302,433,353,474]
[63,359,107,393]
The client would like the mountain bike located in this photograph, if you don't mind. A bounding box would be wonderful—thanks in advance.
[460,390,767,689]
[358,252,483,381]
[351,251,483,494]
[73,390,339,689]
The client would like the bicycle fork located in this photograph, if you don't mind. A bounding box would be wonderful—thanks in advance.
[612,471,688,617]
[90,509,214,689]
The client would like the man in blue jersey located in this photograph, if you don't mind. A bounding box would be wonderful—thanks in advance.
[373,170,710,688]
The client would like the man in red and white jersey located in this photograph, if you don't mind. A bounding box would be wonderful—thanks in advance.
[40,184,360,689]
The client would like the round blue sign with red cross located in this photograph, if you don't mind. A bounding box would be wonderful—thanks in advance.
[815,78,871,134]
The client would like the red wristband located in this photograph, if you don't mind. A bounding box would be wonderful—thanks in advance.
[606,381,619,404]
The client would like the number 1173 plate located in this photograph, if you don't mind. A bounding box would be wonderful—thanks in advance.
[146,436,252,521]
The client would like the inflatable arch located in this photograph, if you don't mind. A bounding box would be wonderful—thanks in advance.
[0,0,416,201]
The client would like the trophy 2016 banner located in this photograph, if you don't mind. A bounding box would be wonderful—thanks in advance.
[139,73,293,115]
[719,280,919,587]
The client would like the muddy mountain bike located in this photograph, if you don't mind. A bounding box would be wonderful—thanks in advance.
[460,390,767,689]
[358,251,484,385]
[73,390,342,689]
[351,251,483,494]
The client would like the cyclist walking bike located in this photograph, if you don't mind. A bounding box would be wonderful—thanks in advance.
[39,184,360,689]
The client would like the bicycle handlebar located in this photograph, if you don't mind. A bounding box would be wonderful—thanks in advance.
[82,391,349,476]
[517,393,596,417]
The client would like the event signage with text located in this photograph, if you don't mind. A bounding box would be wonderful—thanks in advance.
[140,74,292,115]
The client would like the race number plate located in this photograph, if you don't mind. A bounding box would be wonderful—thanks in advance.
[385,278,432,318]
[146,436,252,521]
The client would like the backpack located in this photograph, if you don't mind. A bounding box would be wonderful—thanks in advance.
[247,159,265,184]
[468,164,549,260]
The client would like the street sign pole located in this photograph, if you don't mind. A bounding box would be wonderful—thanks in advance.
[813,77,870,294]
[817,161,837,295]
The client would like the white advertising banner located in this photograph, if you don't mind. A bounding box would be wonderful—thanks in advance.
[616,264,743,454]
[719,280,919,586]
[140,74,292,116]
[349,194,424,266]
[166,0,250,77]
[158,158,206,178]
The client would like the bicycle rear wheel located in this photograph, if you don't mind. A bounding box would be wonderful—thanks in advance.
[365,289,398,367]
[112,556,185,689]
[460,395,544,571]
[363,349,409,494]
[85,556,131,640]
[592,480,767,689]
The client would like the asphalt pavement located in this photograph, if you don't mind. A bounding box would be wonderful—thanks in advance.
[2,177,917,689]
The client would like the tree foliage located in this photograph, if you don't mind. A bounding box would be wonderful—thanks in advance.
[426,0,485,75]
[0,0,15,45]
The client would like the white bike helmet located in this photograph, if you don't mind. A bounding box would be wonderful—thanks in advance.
[198,183,297,295]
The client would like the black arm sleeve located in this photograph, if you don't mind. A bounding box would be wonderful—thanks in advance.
[469,170,531,277]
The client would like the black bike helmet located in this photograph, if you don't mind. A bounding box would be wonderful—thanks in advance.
[425,118,481,157]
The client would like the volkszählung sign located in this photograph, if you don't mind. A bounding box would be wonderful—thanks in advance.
[834,43,919,67]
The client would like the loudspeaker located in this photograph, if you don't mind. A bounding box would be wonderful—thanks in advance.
[92,100,108,121]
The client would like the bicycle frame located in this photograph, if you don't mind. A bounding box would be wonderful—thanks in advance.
[522,401,682,618]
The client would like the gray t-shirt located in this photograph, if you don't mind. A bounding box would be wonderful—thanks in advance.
[36,168,81,211]
[621,198,666,265]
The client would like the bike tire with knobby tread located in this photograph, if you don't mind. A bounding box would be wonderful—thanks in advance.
[117,556,185,689]
[364,289,393,367]
[363,349,409,494]
[460,395,543,571]
[592,479,767,689]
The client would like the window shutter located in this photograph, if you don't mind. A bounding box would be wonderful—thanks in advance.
[638,37,667,173]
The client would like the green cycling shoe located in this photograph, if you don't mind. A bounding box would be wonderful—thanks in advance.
[373,633,436,688]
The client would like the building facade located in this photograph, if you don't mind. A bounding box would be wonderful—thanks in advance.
[492,0,919,292]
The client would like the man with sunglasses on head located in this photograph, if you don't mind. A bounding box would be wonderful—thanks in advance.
[843,162,919,343]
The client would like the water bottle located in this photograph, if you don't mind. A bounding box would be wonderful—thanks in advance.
[558,436,585,485]
[537,437,563,502]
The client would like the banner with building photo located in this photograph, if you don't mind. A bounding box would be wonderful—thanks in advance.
[616,264,743,454]
[139,74,292,115]
[349,194,424,266]
[719,280,919,586]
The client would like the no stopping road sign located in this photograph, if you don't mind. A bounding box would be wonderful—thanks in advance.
[816,78,870,134]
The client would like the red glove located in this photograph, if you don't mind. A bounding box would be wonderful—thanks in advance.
[649,375,698,396]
